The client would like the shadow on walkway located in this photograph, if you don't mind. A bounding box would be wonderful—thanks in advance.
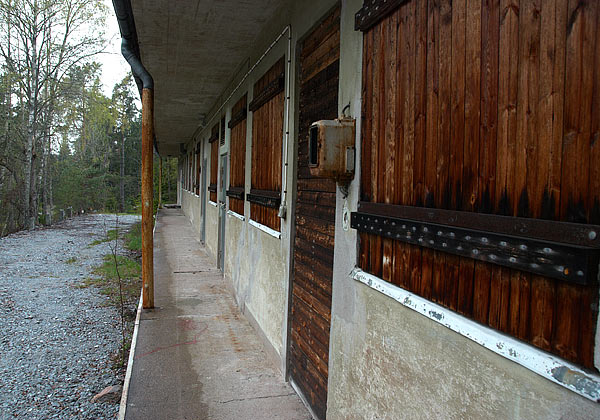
[124,208,311,420]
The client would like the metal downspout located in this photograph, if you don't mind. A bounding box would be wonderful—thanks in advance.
[112,0,154,309]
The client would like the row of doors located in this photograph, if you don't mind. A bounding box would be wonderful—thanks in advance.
[208,7,340,418]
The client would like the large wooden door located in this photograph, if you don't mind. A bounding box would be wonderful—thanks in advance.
[289,6,340,420]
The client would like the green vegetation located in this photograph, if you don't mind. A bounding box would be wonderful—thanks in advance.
[79,254,140,308]
[84,255,141,306]
[65,257,77,264]
[124,222,142,251]
[80,221,143,370]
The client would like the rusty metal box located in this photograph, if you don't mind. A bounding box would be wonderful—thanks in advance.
[308,117,355,181]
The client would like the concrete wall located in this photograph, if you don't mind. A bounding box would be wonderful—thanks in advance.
[224,214,287,362]
[204,202,218,262]
[328,281,600,420]
[180,190,202,238]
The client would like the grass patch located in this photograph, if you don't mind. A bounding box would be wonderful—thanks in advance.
[82,221,143,372]
[80,254,141,312]
[124,222,141,251]
[65,257,77,264]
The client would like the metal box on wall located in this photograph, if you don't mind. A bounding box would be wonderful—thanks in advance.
[308,117,356,182]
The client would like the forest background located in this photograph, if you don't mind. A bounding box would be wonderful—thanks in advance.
[0,0,177,237]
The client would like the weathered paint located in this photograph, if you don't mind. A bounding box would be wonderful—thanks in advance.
[328,281,600,419]
[204,201,219,262]
[248,219,281,239]
[352,268,600,402]
[227,209,244,222]
[181,190,203,237]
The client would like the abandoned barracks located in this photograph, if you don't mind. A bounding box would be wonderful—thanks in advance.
[116,0,600,418]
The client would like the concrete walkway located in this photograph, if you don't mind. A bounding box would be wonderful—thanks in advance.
[124,208,311,420]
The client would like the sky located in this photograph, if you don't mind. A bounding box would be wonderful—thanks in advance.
[97,0,130,97]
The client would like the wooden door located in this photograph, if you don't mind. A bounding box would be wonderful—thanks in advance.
[289,6,340,420]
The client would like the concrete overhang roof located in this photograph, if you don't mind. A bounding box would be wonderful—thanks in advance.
[130,0,283,156]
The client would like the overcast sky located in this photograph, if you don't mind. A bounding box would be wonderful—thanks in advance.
[98,0,130,96]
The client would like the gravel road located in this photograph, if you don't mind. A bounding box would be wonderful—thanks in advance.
[0,214,141,420]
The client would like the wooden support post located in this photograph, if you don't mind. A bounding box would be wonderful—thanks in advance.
[158,157,163,209]
[141,88,154,309]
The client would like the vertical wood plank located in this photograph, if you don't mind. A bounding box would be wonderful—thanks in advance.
[360,32,373,272]
[509,270,531,341]
[369,22,384,277]
[480,0,499,214]
[488,266,510,330]
[426,0,443,303]
[560,0,594,223]
[410,0,428,296]
[401,2,416,207]
[424,0,439,209]
[361,32,373,202]
[382,11,397,282]
[553,0,598,363]
[496,0,519,215]
[536,0,557,219]
[462,1,482,212]
[450,0,466,211]
[392,7,406,287]
[549,0,568,220]
[589,0,600,225]
[580,5,600,367]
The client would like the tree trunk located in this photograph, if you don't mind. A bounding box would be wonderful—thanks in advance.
[24,100,36,230]
[120,130,125,212]
[24,0,40,230]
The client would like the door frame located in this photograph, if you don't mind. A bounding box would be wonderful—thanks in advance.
[217,152,228,271]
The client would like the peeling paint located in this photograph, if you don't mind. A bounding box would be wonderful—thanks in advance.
[551,366,600,402]
[351,268,600,403]
[428,310,443,321]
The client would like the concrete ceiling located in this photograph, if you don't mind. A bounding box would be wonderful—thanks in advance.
[130,0,283,156]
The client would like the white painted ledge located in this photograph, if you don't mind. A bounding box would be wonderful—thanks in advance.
[227,210,245,221]
[118,290,143,420]
[208,201,218,207]
[351,268,600,403]
[249,219,281,239]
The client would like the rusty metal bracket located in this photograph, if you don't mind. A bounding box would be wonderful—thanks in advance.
[226,187,245,201]
[352,204,600,285]
[355,0,409,32]
[228,107,247,129]
[246,189,281,209]
[249,73,285,112]
[358,202,600,247]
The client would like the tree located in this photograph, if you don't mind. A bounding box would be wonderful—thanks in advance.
[111,74,137,212]
[0,0,107,229]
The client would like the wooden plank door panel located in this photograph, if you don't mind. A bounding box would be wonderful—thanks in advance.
[290,6,340,420]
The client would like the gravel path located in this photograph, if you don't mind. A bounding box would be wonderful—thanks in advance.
[0,214,141,420]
